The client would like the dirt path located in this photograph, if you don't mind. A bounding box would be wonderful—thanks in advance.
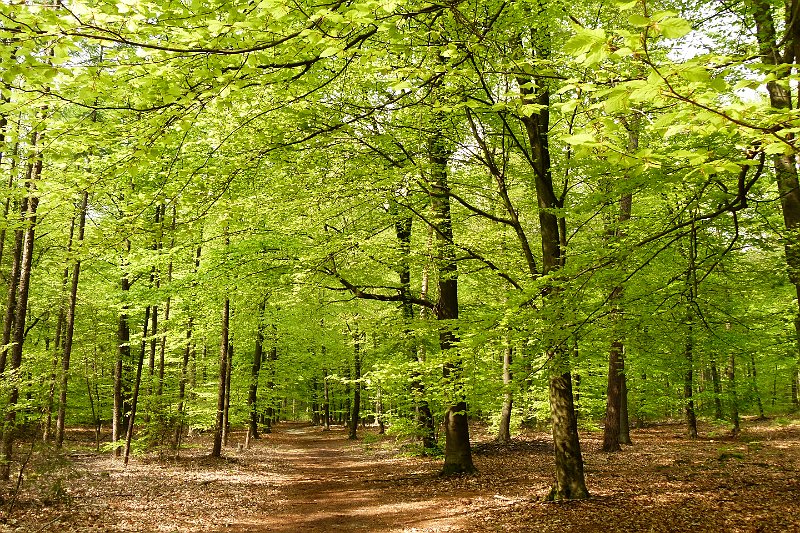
[242,423,480,532]
[3,419,800,532]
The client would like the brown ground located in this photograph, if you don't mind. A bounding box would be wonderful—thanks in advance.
[1,417,799,532]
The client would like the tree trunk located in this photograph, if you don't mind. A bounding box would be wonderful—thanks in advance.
[222,341,233,447]
[602,120,636,452]
[43,213,73,443]
[497,345,513,444]
[684,221,698,439]
[175,244,201,450]
[728,353,740,436]
[749,0,800,394]
[123,306,150,466]
[212,298,229,457]
[349,329,362,440]
[619,372,631,445]
[430,109,475,476]
[1,137,41,481]
[749,353,765,419]
[376,386,385,435]
[710,356,724,419]
[264,336,278,434]
[603,335,623,452]
[248,298,267,440]
[519,66,588,499]
[0,213,24,374]
[322,367,330,431]
[113,243,131,458]
[394,211,436,450]
[56,190,89,448]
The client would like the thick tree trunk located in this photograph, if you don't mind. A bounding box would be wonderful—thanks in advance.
[0,141,41,481]
[56,190,88,448]
[430,111,475,476]
[547,370,588,500]
[497,345,513,444]
[750,0,800,391]
[212,298,229,457]
[519,73,588,498]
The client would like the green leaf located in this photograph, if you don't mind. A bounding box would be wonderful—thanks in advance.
[659,18,692,39]
[562,132,596,145]
[628,14,650,27]
[320,46,340,58]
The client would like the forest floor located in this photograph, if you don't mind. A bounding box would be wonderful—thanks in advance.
[0,417,799,532]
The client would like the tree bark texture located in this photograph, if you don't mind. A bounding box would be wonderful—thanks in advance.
[0,137,41,481]
[430,109,475,476]
[212,298,230,457]
[56,190,88,448]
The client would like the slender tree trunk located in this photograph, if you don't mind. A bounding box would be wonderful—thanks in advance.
[619,372,631,444]
[157,205,174,400]
[264,335,278,434]
[0,102,10,270]
[728,353,740,436]
[684,221,699,439]
[710,356,724,419]
[603,334,623,452]
[222,341,233,447]
[249,298,267,439]
[349,329,362,440]
[0,214,24,374]
[113,244,131,458]
[394,211,436,450]
[123,307,150,466]
[322,368,330,431]
[792,363,799,410]
[1,136,41,481]
[175,244,201,450]
[56,190,89,448]
[212,298,229,457]
[376,386,385,434]
[602,121,636,452]
[43,213,73,443]
[497,345,513,444]
[749,353,765,419]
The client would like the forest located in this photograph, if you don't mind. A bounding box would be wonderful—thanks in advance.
[0,0,799,530]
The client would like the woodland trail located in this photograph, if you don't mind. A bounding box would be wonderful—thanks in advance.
[246,422,483,532]
[4,419,800,532]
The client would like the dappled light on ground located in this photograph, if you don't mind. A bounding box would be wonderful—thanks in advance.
[1,418,799,532]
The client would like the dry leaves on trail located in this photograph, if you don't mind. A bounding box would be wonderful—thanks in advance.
[1,418,799,532]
